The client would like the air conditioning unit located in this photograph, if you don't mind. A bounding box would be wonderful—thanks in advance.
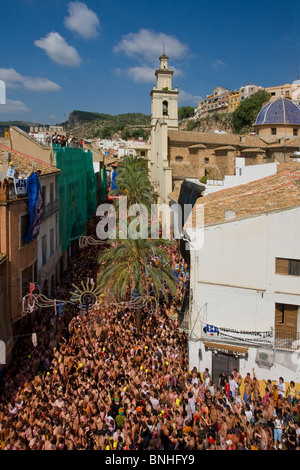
[256,349,274,369]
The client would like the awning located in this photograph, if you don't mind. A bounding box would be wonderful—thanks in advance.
[204,341,248,357]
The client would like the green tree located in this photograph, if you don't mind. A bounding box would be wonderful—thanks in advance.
[97,236,177,330]
[178,106,196,120]
[101,127,113,139]
[232,90,271,134]
[99,153,175,330]
[110,154,156,211]
[186,119,199,131]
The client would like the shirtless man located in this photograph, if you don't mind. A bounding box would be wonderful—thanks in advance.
[243,373,253,405]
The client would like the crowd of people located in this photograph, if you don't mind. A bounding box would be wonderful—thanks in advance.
[0,230,299,451]
[46,133,84,149]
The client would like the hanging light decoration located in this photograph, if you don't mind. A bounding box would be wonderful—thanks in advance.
[69,278,103,310]
[79,236,107,249]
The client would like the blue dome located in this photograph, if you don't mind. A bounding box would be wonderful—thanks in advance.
[255,97,300,126]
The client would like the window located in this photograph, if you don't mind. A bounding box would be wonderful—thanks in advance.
[275,303,298,341]
[276,257,300,276]
[50,229,54,257]
[289,259,300,276]
[50,183,54,203]
[162,101,168,116]
[293,129,298,136]
[42,185,46,207]
[275,303,284,324]
[271,128,277,135]
[56,214,58,251]
[42,235,47,266]
[20,214,30,248]
[175,156,183,162]
[21,265,34,299]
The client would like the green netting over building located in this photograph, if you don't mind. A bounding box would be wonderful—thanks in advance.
[53,145,97,253]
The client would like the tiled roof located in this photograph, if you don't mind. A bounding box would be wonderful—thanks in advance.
[169,188,181,202]
[188,161,300,228]
[168,130,267,148]
[255,97,300,126]
[241,148,266,152]
[266,137,300,149]
[104,156,120,167]
[170,161,194,177]
[0,144,60,178]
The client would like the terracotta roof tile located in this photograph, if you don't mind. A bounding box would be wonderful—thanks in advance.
[188,161,300,228]
[168,130,267,148]
[0,144,60,178]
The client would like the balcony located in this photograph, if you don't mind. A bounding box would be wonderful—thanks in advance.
[274,330,300,351]
[42,199,59,220]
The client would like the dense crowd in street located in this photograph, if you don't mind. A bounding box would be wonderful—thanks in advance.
[0,237,299,451]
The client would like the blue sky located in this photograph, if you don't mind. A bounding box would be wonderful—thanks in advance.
[0,0,299,124]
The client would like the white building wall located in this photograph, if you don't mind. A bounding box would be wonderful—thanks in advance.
[205,161,278,195]
[187,206,300,382]
[37,174,60,293]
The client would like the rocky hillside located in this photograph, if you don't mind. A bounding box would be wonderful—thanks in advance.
[179,112,235,134]
[0,120,41,137]
[60,110,151,140]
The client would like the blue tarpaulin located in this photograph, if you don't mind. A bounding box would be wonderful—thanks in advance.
[24,172,43,242]
[111,169,118,191]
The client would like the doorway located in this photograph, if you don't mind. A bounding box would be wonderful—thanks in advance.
[211,352,239,386]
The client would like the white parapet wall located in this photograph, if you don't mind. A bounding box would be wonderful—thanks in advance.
[205,161,278,195]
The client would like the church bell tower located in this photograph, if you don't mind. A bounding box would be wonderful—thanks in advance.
[149,53,178,205]
[150,53,179,130]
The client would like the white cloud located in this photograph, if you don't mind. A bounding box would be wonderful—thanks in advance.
[178,89,203,105]
[115,65,155,83]
[0,68,61,92]
[34,32,82,67]
[114,29,189,62]
[0,68,24,88]
[0,99,29,114]
[64,1,100,40]
[115,64,184,84]
[23,77,61,92]
[212,59,226,70]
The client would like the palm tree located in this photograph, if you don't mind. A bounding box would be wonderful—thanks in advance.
[97,236,177,330]
[110,154,157,212]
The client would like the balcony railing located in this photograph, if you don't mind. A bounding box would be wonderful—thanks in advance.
[42,199,59,220]
[274,330,300,351]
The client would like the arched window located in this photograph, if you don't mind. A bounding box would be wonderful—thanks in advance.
[162,100,168,116]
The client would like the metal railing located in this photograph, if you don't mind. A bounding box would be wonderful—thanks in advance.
[42,199,59,220]
[274,330,300,351]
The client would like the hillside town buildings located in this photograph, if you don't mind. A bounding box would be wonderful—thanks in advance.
[195,83,264,118]
[195,81,300,119]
